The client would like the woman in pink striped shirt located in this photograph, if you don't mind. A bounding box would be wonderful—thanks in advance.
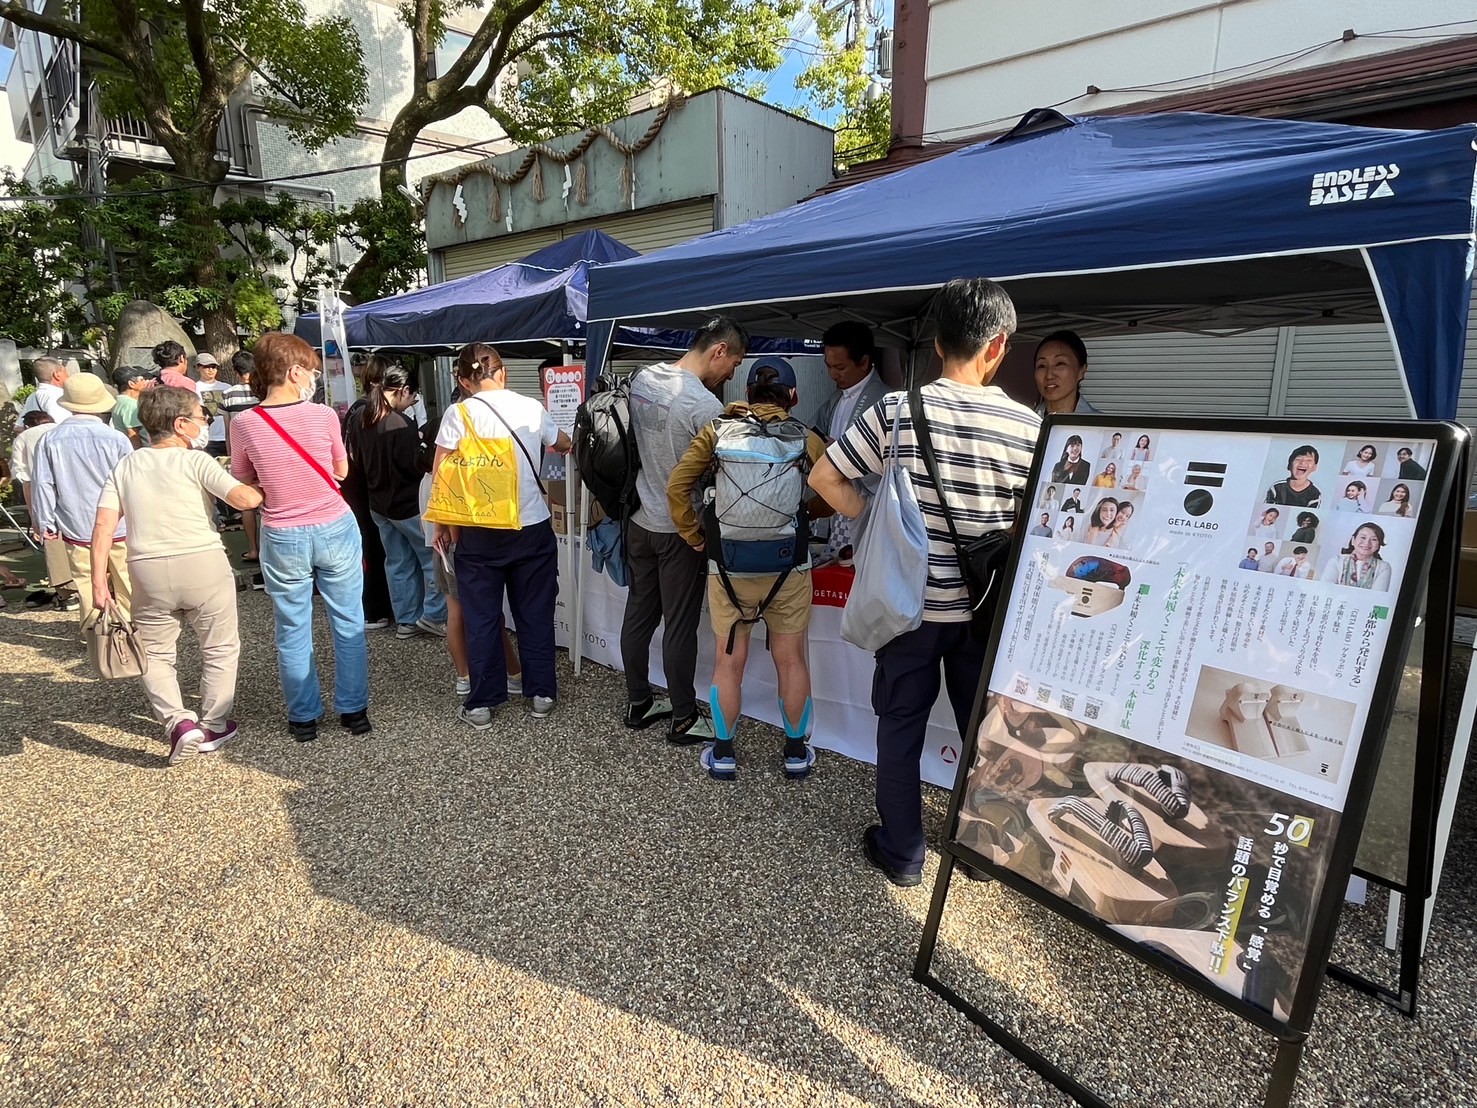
[230,333,370,742]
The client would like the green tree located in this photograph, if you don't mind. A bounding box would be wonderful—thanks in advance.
[0,173,101,348]
[0,0,368,353]
[341,0,801,302]
[792,1,891,167]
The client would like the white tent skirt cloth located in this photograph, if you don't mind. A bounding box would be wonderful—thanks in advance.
[525,535,964,787]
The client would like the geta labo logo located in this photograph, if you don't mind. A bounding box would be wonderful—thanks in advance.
[1309,164,1398,206]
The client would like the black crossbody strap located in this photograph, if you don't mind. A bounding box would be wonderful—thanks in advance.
[907,386,968,558]
[470,394,547,495]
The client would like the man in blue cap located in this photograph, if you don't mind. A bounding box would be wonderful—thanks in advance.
[667,357,834,781]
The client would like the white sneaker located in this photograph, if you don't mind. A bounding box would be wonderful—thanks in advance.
[454,675,471,697]
[365,617,391,631]
[508,673,523,697]
[416,617,447,637]
[531,696,554,719]
[458,705,493,730]
[395,623,423,639]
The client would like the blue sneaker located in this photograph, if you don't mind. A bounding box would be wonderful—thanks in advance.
[784,743,816,779]
[701,743,737,780]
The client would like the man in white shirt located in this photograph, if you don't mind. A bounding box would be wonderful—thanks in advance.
[9,410,76,609]
[1100,432,1125,462]
[14,358,71,430]
[193,353,231,457]
[813,322,888,560]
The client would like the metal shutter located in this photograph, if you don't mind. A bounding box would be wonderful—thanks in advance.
[1083,331,1281,417]
[583,201,715,253]
[1453,287,1477,496]
[442,230,559,280]
[500,358,544,401]
[1282,324,1409,420]
[437,201,714,281]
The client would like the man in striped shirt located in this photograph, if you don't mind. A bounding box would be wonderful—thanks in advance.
[810,277,1041,887]
[221,350,262,568]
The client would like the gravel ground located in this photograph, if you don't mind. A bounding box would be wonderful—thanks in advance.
[2,566,1475,1107]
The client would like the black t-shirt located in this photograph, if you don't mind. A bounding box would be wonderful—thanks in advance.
[344,408,425,520]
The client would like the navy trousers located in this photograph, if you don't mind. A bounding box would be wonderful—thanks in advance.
[456,520,559,710]
[871,619,987,874]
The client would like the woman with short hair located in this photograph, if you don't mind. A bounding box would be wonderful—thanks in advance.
[89,386,263,765]
[230,332,371,742]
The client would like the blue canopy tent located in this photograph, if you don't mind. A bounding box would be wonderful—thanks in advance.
[294,228,813,360]
[586,110,1477,419]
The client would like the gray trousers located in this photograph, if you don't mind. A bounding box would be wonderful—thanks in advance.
[620,520,706,719]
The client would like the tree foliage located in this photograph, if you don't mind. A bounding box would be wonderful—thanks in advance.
[792,0,891,167]
[0,175,99,348]
[340,0,801,301]
[0,0,367,351]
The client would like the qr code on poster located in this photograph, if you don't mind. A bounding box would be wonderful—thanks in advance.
[1013,677,1029,696]
[1084,701,1102,721]
[1061,693,1076,713]
[1036,685,1051,704]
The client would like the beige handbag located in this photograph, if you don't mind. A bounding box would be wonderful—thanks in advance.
[83,603,149,680]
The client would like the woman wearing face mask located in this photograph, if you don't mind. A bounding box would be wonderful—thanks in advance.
[87,386,264,765]
[230,332,372,742]
[344,360,447,640]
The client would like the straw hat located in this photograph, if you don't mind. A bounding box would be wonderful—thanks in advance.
[59,373,115,414]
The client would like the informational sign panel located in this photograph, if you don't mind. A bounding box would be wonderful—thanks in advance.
[542,363,585,435]
[946,419,1457,1031]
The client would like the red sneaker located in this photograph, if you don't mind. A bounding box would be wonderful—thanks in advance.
[168,719,204,765]
[198,720,238,754]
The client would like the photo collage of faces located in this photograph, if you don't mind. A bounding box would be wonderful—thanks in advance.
[1035,429,1155,551]
[1239,438,1433,592]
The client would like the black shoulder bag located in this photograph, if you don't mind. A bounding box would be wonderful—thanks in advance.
[907,385,1014,637]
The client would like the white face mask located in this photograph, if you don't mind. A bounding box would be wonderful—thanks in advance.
[298,372,319,402]
[181,417,208,449]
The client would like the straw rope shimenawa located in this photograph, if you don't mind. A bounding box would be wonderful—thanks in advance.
[430,94,681,217]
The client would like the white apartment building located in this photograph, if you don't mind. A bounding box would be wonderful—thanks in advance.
[848,1,1477,434]
[2,0,511,310]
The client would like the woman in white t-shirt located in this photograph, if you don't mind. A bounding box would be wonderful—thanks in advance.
[432,344,572,729]
[89,386,263,766]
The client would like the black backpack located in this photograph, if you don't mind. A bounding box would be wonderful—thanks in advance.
[574,372,641,522]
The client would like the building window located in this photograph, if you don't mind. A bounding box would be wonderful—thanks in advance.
[433,31,488,84]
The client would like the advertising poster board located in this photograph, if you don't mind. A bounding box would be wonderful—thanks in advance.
[316,286,356,412]
[919,415,1464,1107]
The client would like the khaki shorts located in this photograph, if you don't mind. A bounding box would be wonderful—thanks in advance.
[708,569,812,639]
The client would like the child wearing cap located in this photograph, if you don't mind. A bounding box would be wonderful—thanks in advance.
[666,358,835,781]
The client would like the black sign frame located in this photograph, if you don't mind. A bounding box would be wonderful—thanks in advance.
[914,415,1468,1108]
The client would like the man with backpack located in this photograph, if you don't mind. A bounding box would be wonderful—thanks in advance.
[808,278,1040,887]
[666,358,833,780]
[617,317,748,743]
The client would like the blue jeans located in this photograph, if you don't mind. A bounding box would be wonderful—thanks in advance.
[371,511,447,626]
[259,512,369,722]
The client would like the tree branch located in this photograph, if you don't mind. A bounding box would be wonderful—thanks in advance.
[410,0,433,93]
[0,1,133,66]
[182,0,217,90]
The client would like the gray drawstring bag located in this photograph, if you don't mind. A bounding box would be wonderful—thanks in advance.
[840,399,929,651]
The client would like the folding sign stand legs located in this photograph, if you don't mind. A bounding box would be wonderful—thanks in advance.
[1325,455,1463,1017]
[917,853,1311,1108]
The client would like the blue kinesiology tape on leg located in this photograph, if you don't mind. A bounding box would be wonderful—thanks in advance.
[709,685,736,742]
[780,696,813,740]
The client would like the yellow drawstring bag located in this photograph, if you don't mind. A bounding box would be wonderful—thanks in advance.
[424,401,524,530]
